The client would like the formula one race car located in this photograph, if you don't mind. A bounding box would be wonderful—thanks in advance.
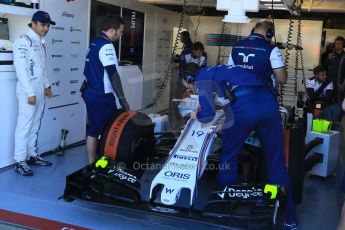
[63,102,301,229]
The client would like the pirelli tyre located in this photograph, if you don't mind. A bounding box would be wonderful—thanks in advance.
[98,109,155,175]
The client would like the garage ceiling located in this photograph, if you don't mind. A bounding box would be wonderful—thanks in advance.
[138,0,345,13]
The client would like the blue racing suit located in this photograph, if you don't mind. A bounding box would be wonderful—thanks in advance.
[195,64,297,223]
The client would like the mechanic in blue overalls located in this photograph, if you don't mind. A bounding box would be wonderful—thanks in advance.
[182,19,298,230]
[82,16,130,163]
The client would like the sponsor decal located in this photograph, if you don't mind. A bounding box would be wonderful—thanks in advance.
[173,155,198,161]
[164,171,190,180]
[53,68,60,73]
[70,90,77,95]
[151,206,178,214]
[51,26,65,31]
[62,12,74,18]
[71,41,80,45]
[70,27,82,32]
[52,80,61,87]
[52,94,60,98]
[52,54,63,58]
[52,39,63,44]
[217,186,264,200]
[66,0,74,2]
[71,54,79,58]
[70,67,79,72]
[29,59,34,76]
[108,167,137,184]
[70,80,78,84]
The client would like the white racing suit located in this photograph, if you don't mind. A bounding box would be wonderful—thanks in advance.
[12,28,50,162]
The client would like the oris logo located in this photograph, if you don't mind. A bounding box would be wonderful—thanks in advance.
[62,12,74,18]
[52,54,63,58]
[71,41,80,45]
[164,171,190,180]
[52,39,63,44]
[70,68,79,72]
[71,54,79,58]
[70,27,82,32]
[51,26,65,31]
[53,68,60,73]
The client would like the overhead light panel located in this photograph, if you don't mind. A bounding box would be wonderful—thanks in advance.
[217,0,260,23]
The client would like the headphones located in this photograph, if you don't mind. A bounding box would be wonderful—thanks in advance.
[335,36,345,49]
[266,27,275,39]
[182,63,200,84]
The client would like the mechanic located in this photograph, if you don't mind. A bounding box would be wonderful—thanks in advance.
[12,11,55,176]
[179,41,207,77]
[185,20,298,230]
[306,65,333,108]
[82,15,130,163]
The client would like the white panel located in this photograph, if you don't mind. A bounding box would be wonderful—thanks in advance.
[37,0,90,153]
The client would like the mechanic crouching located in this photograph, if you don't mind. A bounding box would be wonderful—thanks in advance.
[181,63,298,230]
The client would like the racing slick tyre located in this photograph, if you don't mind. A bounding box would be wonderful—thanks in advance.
[98,109,155,176]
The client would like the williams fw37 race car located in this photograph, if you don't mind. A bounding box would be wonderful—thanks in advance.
[63,102,306,229]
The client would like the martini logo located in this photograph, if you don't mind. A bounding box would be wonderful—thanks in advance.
[52,54,63,58]
[164,171,190,180]
[62,12,74,18]
[218,186,264,199]
[52,39,63,44]
[51,26,65,31]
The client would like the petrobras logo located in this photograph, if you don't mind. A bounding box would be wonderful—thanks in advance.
[70,80,78,84]
[53,68,60,73]
[52,39,63,44]
[217,186,264,200]
[70,27,82,32]
[164,171,190,180]
[173,155,198,161]
[51,26,65,31]
[71,41,80,45]
[71,54,79,58]
[70,67,79,72]
[52,54,63,58]
[62,12,74,18]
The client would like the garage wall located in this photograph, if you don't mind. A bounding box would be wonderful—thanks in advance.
[97,0,190,113]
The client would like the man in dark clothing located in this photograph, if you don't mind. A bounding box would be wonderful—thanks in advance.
[326,36,345,102]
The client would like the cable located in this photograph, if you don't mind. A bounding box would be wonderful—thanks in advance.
[194,0,204,42]
[139,0,188,111]
[216,21,226,65]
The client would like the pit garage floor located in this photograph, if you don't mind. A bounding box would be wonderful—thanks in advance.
[0,145,343,230]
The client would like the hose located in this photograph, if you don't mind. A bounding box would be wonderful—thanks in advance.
[194,0,204,42]
[216,21,226,65]
[139,0,188,111]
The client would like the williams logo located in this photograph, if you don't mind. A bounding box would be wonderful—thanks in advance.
[71,68,79,72]
[70,27,82,32]
[52,39,63,44]
[71,41,80,45]
[70,80,78,84]
[51,26,65,31]
[71,54,79,58]
[62,12,74,18]
[53,68,60,73]
[52,54,63,58]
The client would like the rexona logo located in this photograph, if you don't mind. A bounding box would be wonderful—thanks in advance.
[62,12,74,18]
[164,171,190,180]
[53,68,60,73]
[51,54,63,58]
[71,41,80,45]
[52,39,63,44]
[218,186,264,199]
[51,26,65,31]
[70,27,82,32]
